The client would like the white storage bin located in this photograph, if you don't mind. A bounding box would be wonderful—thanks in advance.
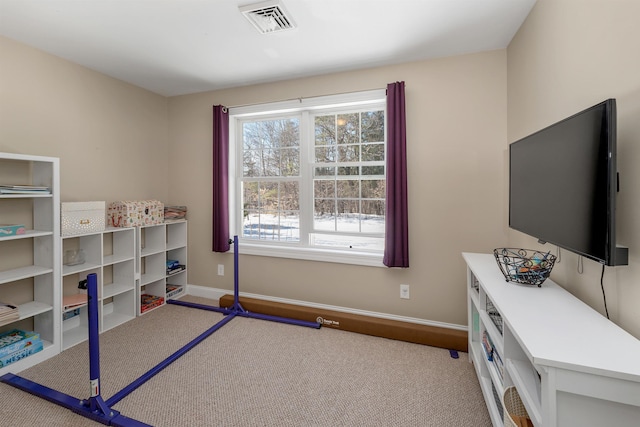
[61,201,106,236]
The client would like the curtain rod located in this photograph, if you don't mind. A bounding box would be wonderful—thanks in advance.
[223,86,390,110]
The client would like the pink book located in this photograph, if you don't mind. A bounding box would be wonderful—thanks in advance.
[63,294,87,310]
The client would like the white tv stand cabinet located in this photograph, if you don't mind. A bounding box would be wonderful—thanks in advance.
[464,253,640,427]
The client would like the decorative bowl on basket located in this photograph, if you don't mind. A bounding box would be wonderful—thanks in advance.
[493,248,556,287]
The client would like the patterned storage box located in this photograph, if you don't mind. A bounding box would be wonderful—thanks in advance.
[108,200,164,227]
[61,201,106,236]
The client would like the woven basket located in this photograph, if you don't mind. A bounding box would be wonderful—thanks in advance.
[502,386,532,427]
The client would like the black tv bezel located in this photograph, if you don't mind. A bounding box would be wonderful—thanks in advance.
[508,98,626,266]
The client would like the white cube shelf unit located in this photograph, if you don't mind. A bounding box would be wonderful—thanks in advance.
[0,152,61,375]
[137,220,187,315]
[464,252,640,427]
[61,227,136,350]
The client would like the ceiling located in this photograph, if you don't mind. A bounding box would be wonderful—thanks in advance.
[0,0,537,97]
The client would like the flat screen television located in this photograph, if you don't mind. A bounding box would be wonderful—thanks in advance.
[509,98,628,266]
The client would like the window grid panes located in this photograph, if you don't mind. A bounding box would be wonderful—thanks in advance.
[236,99,385,252]
[241,117,301,242]
[312,110,385,249]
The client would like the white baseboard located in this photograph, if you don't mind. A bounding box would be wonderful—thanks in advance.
[185,284,226,304]
[185,284,466,331]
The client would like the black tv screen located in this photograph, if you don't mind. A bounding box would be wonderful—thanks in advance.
[509,98,627,266]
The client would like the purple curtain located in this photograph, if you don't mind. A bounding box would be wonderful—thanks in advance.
[212,105,230,252]
[383,82,409,267]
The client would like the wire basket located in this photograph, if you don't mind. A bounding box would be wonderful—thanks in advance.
[493,248,556,287]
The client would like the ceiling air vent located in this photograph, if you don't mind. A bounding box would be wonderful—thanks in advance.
[240,0,296,34]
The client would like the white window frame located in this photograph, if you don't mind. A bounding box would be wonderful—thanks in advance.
[228,89,386,267]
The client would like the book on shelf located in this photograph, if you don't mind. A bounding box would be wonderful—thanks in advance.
[140,294,164,313]
[481,330,494,361]
[166,264,185,276]
[0,338,44,368]
[166,284,184,300]
[62,308,81,321]
[0,303,20,327]
[0,184,51,194]
[0,302,19,314]
[63,294,88,310]
[0,329,40,358]
[481,330,504,380]
[0,224,26,237]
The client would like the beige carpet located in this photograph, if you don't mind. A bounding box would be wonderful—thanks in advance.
[0,296,491,426]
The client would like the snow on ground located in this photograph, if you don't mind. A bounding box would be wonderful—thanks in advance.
[242,213,383,250]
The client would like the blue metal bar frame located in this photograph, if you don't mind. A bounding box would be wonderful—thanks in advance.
[167,235,321,331]
[1,236,320,426]
[1,273,151,427]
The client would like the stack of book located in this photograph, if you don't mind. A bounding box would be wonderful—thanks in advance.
[481,330,504,381]
[63,294,88,311]
[166,284,185,300]
[0,184,51,195]
[0,302,20,327]
[164,206,187,220]
[481,330,494,361]
[140,294,164,313]
[166,259,185,276]
[0,329,43,368]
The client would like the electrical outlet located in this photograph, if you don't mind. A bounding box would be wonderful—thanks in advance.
[400,284,410,299]
[217,264,224,276]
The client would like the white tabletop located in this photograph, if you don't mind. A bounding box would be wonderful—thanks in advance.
[463,252,640,382]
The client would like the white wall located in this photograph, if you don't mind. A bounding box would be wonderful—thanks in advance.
[0,36,170,203]
[1,34,509,328]
[167,51,509,326]
[507,0,640,338]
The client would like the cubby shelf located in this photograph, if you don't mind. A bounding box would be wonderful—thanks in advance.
[61,227,136,350]
[0,152,60,376]
[2,152,188,372]
[464,252,640,427]
[137,220,187,315]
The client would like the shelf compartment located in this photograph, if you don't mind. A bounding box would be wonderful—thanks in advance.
[62,262,102,277]
[140,251,165,286]
[103,281,134,299]
[0,229,53,241]
[486,297,503,335]
[62,306,88,350]
[139,279,165,315]
[491,380,505,422]
[102,227,135,266]
[103,259,135,298]
[0,153,60,375]
[506,359,542,426]
[102,253,135,266]
[139,225,166,257]
[166,284,185,300]
[470,272,480,293]
[478,376,504,427]
[481,330,505,390]
[479,310,504,357]
[166,220,187,250]
[0,266,53,285]
[102,291,135,331]
[17,300,53,319]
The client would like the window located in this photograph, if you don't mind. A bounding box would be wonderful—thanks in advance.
[229,90,386,266]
